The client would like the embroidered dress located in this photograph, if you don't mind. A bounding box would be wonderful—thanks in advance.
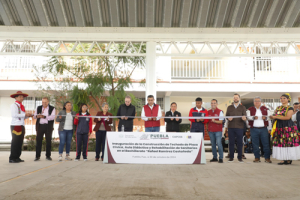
[272,106,300,160]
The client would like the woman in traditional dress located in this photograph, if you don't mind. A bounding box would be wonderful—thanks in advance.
[270,93,300,165]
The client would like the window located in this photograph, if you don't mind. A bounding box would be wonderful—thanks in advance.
[156,98,164,110]
[262,98,282,111]
[23,97,35,110]
[22,97,44,111]
[35,97,42,107]
[136,97,164,110]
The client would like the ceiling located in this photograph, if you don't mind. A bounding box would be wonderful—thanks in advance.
[0,0,300,28]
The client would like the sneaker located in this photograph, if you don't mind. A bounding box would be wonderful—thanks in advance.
[218,159,223,163]
[65,155,72,161]
[58,156,63,162]
[210,158,218,162]
[253,158,261,163]
[228,158,234,163]
[238,159,244,163]
[83,158,88,161]
[46,157,52,161]
[74,158,80,161]
[225,154,230,158]
[95,158,99,161]
[242,155,247,159]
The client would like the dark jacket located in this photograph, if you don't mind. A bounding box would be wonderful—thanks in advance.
[56,110,77,131]
[74,113,93,134]
[297,112,300,131]
[117,104,136,131]
[93,111,113,132]
[189,107,209,132]
[165,110,182,132]
[226,104,247,129]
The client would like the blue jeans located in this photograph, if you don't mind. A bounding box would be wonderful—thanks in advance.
[228,128,244,159]
[59,129,73,154]
[209,131,223,159]
[145,127,160,132]
[250,127,270,159]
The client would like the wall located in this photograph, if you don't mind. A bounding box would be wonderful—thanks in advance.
[0,97,15,141]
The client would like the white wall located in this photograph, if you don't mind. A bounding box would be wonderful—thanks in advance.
[0,97,15,142]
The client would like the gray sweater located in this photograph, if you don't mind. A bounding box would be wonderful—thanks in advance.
[56,110,77,131]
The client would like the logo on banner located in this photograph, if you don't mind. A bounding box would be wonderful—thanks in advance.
[187,136,192,139]
[150,134,169,139]
[140,134,149,140]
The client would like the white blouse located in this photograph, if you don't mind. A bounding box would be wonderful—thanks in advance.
[64,112,73,130]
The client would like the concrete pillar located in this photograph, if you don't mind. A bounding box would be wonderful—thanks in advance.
[145,42,157,100]
[164,96,170,113]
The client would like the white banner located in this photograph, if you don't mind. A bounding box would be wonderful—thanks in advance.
[103,132,206,164]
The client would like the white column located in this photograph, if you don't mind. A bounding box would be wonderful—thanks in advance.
[145,42,157,100]
[164,96,170,113]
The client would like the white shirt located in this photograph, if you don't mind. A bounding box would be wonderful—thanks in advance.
[196,107,201,112]
[247,107,272,130]
[292,111,298,122]
[10,103,28,126]
[64,112,73,130]
[141,104,162,121]
[233,103,240,109]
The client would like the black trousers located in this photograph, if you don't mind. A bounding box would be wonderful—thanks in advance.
[96,130,107,159]
[228,128,244,159]
[9,126,25,160]
[118,126,133,132]
[76,133,89,159]
[36,124,53,158]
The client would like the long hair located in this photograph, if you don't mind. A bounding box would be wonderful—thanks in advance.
[79,103,90,115]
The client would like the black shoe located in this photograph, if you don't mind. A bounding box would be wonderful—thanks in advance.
[278,161,288,165]
[286,160,292,165]
[34,157,40,161]
[210,158,218,162]
[238,159,244,163]
[228,158,234,163]
[218,159,223,163]
[46,157,52,161]
[16,158,24,162]
[9,159,20,163]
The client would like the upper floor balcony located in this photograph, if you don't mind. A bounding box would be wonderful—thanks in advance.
[1,56,300,83]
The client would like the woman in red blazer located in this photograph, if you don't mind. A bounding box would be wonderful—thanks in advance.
[93,103,113,161]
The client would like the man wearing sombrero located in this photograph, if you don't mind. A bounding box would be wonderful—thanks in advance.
[9,91,33,163]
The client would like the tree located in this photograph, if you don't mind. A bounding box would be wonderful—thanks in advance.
[35,42,146,129]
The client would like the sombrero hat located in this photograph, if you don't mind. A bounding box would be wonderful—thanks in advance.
[10,91,29,98]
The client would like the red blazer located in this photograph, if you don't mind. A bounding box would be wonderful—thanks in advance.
[93,111,113,131]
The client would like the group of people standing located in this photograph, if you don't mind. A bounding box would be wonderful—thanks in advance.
[8,91,300,165]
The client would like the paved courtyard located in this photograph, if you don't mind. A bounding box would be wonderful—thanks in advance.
[1,151,300,200]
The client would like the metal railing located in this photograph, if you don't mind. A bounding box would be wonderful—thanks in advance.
[1,56,300,82]
[171,58,300,82]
